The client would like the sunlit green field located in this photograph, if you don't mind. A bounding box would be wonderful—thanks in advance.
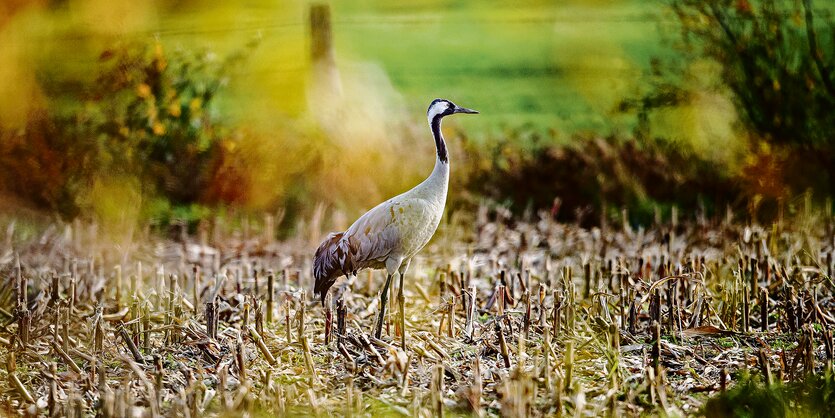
[17,0,676,139]
[334,1,672,136]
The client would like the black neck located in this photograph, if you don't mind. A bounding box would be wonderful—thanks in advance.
[430,115,448,163]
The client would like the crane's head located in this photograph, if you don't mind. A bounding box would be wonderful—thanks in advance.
[427,98,478,124]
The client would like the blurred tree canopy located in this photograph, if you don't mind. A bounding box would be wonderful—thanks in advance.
[673,0,834,148]
[652,0,834,198]
[94,42,225,203]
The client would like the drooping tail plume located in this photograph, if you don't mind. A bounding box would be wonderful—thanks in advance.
[313,232,355,304]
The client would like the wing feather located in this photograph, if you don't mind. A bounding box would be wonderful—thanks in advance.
[312,200,403,303]
[344,201,401,268]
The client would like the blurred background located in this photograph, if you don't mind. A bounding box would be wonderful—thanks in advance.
[0,0,833,238]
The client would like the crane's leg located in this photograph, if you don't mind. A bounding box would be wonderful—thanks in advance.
[397,260,410,350]
[398,271,406,349]
[374,273,394,339]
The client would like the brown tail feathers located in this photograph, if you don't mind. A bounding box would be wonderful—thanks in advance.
[313,232,355,304]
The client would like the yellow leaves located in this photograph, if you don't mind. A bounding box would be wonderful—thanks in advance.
[147,104,158,120]
[154,42,167,72]
[152,122,165,136]
[189,98,203,112]
[167,102,181,117]
[136,83,152,98]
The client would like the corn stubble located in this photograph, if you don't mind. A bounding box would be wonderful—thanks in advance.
[0,206,834,416]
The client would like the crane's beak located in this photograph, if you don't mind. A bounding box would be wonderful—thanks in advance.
[454,106,479,114]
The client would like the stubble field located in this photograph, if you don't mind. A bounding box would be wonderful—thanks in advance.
[1,206,834,417]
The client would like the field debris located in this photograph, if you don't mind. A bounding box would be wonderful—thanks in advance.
[1,206,834,416]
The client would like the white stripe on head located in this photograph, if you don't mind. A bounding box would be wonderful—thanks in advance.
[427,99,452,124]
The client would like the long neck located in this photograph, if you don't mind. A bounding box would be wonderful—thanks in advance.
[430,115,448,164]
[414,114,450,200]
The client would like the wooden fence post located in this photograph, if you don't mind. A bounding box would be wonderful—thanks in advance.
[309,3,342,99]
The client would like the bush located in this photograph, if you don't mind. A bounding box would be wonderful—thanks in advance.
[633,0,835,199]
[671,0,835,149]
[90,41,257,204]
[0,110,92,218]
[705,372,835,417]
[457,131,740,226]
[0,40,258,220]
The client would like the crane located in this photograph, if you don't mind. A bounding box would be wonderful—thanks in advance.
[313,98,478,345]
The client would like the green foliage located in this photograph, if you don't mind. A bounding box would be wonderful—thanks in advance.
[142,198,213,229]
[704,372,835,418]
[0,40,258,220]
[632,0,835,199]
[670,0,835,149]
[459,132,739,226]
[88,40,257,204]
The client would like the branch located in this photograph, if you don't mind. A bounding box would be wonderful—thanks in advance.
[802,0,835,97]
[708,4,761,132]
